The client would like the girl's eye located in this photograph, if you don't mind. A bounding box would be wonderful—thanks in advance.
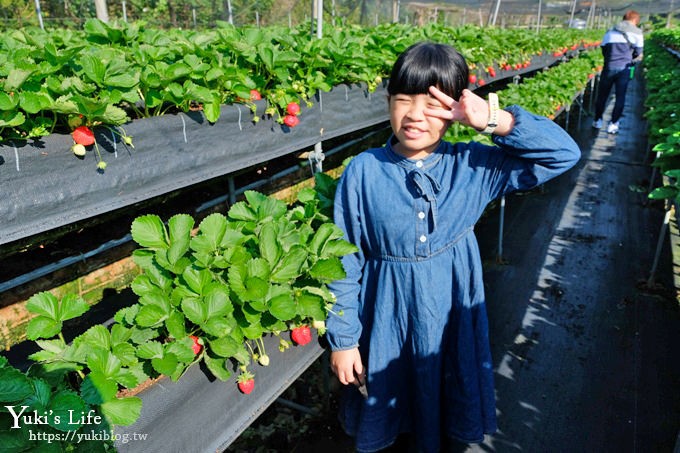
[427,101,446,109]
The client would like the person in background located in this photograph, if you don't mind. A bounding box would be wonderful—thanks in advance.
[326,41,580,452]
[592,9,644,134]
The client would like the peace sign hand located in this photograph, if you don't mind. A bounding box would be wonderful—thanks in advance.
[424,86,492,132]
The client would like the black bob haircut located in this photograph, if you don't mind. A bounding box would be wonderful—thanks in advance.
[387,42,469,101]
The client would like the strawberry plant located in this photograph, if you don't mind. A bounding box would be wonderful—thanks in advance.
[0,19,601,147]
[8,292,144,449]
[121,187,356,386]
[0,356,112,451]
[18,181,355,439]
[643,31,680,204]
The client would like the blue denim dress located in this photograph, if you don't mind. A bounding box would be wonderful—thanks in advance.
[326,106,581,452]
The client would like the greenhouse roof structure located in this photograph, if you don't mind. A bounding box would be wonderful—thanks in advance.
[403,0,677,15]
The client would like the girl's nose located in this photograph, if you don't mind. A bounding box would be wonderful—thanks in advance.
[406,101,426,120]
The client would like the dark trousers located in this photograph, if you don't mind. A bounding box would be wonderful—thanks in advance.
[594,66,631,124]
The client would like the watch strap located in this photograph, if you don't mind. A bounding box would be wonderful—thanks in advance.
[482,93,499,135]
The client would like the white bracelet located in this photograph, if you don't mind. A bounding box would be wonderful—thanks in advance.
[482,93,499,135]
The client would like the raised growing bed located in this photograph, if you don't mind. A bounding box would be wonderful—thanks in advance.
[0,46,583,250]
[0,82,390,247]
[113,332,324,452]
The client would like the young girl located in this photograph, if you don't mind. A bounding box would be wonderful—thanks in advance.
[325,42,581,452]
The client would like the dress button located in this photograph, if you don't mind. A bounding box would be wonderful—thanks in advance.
[419,235,427,243]
[415,160,424,168]
[418,211,426,219]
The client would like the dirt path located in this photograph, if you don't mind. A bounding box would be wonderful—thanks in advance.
[476,74,680,452]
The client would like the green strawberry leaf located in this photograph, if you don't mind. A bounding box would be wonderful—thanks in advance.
[167,214,194,265]
[166,340,195,364]
[296,292,327,320]
[165,310,187,339]
[136,341,163,360]
[25,317,61,341]
[151,352,178,376]
[208,336,241,358]
[181,266,213,295]
[270,245,307,283]
[81,371,118,404]
[48,390,87,431]
[0,365,33,402]
[203,354,232,381]
[258,222,281,266]
[181,297,206,325]
[131,215,169,250]
[308,257,346,283]
[23,378,52,412]
[100,397,142,426]
[195,213,228,250]
[268,293,297,321]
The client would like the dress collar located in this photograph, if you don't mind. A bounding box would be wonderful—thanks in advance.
[384,135,445,171]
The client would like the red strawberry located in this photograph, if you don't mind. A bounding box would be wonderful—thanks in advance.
[291,325,312,346]
[237,372,255,394]
[477,79,486,86]
[283,114,299,128]
[487,66,496,78]
[468,74,477,84]
[250,89,262,101]
[189,335,202,355]
[72,126,95,146]
[286,102,300,115]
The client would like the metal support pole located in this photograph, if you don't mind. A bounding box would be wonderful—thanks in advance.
[309,141,325,174]
[490,0,502,26]
[316,0,323,38]
[497,196,506,263]
[228,176,236,205]
[648,204,674,286]
[34,0,44,30]
[644,151,662,206]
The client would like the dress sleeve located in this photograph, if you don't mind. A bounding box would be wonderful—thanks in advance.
[478,105,581,201]
[325,161,365,351]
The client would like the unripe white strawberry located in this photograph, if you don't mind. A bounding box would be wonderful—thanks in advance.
[71,143,86,157]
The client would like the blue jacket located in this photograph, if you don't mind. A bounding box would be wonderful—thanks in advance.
[601,20,644,69]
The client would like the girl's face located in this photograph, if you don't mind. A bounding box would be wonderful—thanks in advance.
[389,92,450,159]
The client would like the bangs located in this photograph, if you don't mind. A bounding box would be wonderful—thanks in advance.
[391,63,457,95]
[387,42,468,100]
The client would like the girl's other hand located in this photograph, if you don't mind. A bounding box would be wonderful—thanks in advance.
[425,86,490,131]
[330,348,365,386]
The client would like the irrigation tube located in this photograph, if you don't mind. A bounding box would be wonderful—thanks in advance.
[0,234,132,294]
[1,127,388,295]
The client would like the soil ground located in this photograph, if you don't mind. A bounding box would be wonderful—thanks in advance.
[226,75,680,452]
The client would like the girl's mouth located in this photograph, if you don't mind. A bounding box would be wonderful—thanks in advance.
[403,126,425,139]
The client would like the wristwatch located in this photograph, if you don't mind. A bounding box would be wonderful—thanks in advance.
[482,93,499,135]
